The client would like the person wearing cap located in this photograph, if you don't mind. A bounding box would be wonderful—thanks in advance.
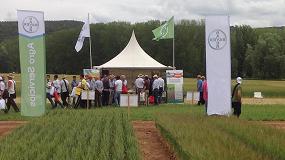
[232,77,243,118]
[5,73,20,113]
[60,75,70,108]
[46,75,55,108]
[152,75,160,105]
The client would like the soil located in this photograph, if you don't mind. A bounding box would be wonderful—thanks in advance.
[0,121,27,137]
[132,121,177,160]
[262,121,285,131]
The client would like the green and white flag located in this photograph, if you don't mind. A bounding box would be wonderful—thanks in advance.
[152,16,174,41]
[17,10,46,116]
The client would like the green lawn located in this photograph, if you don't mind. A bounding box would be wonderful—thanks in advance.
[184,78,285,98]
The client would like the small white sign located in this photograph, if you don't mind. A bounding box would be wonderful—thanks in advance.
[120,94,138,107]
[81,90,95,100]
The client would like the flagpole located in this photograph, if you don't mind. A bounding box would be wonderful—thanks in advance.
[172,17,175,69]
[88,13,93,69]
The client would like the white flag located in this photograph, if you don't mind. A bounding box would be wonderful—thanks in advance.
[75,19,90,52]
[205,15,231,116]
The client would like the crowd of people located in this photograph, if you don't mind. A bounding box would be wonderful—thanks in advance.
[46,73,166,109]
[196,74,243,117]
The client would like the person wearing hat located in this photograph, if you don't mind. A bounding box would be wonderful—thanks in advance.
[60,75,70,108]
[5,73,20,113]
[232,77,243,118]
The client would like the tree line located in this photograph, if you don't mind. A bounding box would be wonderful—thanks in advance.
[0,20,285,79]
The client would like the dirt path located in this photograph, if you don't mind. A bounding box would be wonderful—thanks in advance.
[0,121,27,137]
[132,121,177,160]
[262,121,285,131]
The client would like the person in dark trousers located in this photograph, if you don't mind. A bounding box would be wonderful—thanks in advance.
[60,75,70,108]
[232,77,242,118]
[94,76,103,107]
[197,74,204,105]
[5,73,20,113]
[46,75,55,108]
[102,75,110,106]
[152,75,160,105]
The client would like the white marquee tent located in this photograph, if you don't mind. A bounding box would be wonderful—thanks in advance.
[97,30,170,69]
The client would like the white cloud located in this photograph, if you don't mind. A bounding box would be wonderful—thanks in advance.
[0,0,284,27]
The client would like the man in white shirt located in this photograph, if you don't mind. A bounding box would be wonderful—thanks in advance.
[114,75,122,106]
[158,76,165,103]
[135,74,144,104]
[152,75,160,105]
[5,73,19,113]
[60,75,70,108]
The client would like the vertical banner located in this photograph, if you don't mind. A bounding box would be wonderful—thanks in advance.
[166,70,183,103]
[205,15,231,115]
[18,10,46,116]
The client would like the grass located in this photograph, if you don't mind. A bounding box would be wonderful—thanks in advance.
[184,78,285,98]
[0,109,140,160]
[241,104,285,121]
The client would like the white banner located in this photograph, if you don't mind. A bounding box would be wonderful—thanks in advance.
[205,15,231,116]
[166,70,183,103]
[75,19,90,52]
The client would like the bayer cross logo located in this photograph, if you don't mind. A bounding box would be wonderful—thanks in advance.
[22,16,39,33]
[208,29,227,50]
[160,23,168,38]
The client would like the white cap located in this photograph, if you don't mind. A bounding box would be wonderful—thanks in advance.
[236,77,242,84]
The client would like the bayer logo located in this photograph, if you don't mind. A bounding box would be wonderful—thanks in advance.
[208,29,227,50]
[22,16,39,33]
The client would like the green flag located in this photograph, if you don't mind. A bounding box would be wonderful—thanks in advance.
[152,16,174,41]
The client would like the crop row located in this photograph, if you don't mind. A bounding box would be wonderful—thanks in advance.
[0,109,140,160]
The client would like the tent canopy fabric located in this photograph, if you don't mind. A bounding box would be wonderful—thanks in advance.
[98,31,169,69]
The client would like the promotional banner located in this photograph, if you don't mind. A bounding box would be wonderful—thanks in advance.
[17,10,46,116]
[166,70,183,103]
[205,15,231,116]
[83,69,100,78]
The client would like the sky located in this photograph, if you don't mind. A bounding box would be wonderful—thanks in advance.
[0,0,284,28]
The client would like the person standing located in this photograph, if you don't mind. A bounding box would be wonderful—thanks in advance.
[52,75,62,108]
[0,76,5,98]
[232,77,243,118]
[114,76,122,107]
[135,74,144,104]
[71,76,78,105]
[202,78,208,114]
[109,75,115,105]
[144,75,150,105]
[46,75,55,108]
[60,75,70,108]
[152,75,160,105]
[196,75,204,105]
[158,76,165,104]
[5,73,20,113]
[102,75,110,106]
[94,76,103,107]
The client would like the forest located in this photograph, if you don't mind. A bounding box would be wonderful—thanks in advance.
[0,20,285,79]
